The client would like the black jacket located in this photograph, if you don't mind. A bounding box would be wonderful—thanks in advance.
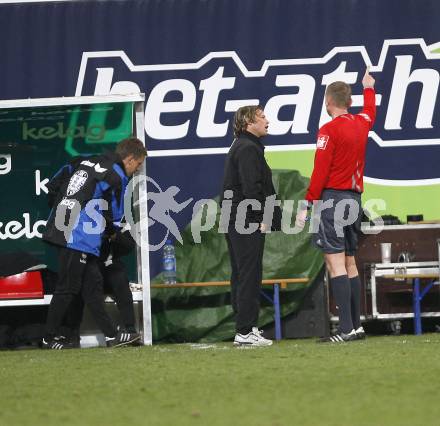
[221,131,281,230]
[100,228,136,262]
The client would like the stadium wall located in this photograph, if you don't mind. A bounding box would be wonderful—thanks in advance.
[0,0,439,279]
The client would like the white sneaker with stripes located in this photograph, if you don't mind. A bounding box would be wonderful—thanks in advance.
[234,327,273,347]
[106,331,141,348]
[319,329,357,343]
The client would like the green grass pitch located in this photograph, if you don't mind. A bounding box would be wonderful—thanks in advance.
[1,335,440,426]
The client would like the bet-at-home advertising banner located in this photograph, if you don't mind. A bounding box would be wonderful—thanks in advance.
[0,0,439,276]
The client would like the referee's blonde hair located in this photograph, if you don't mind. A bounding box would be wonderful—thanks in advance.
[233,105,264,138]
[326,82,352,108]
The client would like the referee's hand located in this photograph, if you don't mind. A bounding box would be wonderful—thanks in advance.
[295,209,308,228]
[362,66,375,89]
[259,223,268,233]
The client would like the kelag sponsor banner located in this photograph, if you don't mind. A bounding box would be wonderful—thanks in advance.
[0,0,439,276]
[0,102,133,270]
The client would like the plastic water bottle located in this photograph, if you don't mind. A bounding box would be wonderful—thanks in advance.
[162,239,177,284]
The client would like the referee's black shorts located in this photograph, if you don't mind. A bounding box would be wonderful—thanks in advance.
[311,189,363,256]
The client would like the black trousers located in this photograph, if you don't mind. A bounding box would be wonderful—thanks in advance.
[45,247,117,338]
[65,259,136,334]
[103,260,136,332]
[225,228,265,335]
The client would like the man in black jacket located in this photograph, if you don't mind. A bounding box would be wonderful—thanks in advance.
[222,105,281,347]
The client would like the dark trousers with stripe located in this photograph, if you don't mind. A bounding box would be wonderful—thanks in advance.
[226,227,265,335]
[65,259,136,335]
[102,260,136,332]
[45,247,117,339]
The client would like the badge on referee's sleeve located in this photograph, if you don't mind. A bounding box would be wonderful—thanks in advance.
[316,134,329,150]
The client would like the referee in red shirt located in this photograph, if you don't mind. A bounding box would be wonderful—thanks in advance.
[297,68,376,342]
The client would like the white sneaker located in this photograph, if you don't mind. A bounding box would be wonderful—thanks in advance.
[234,327,273,347]
[355,326,366,340]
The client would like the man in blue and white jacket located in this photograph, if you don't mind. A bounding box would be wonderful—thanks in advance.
[42,137,146,349]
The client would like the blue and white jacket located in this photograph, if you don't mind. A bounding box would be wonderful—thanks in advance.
[43,152,129,257]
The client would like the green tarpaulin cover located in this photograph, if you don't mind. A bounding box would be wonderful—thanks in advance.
[151,170,324,342]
